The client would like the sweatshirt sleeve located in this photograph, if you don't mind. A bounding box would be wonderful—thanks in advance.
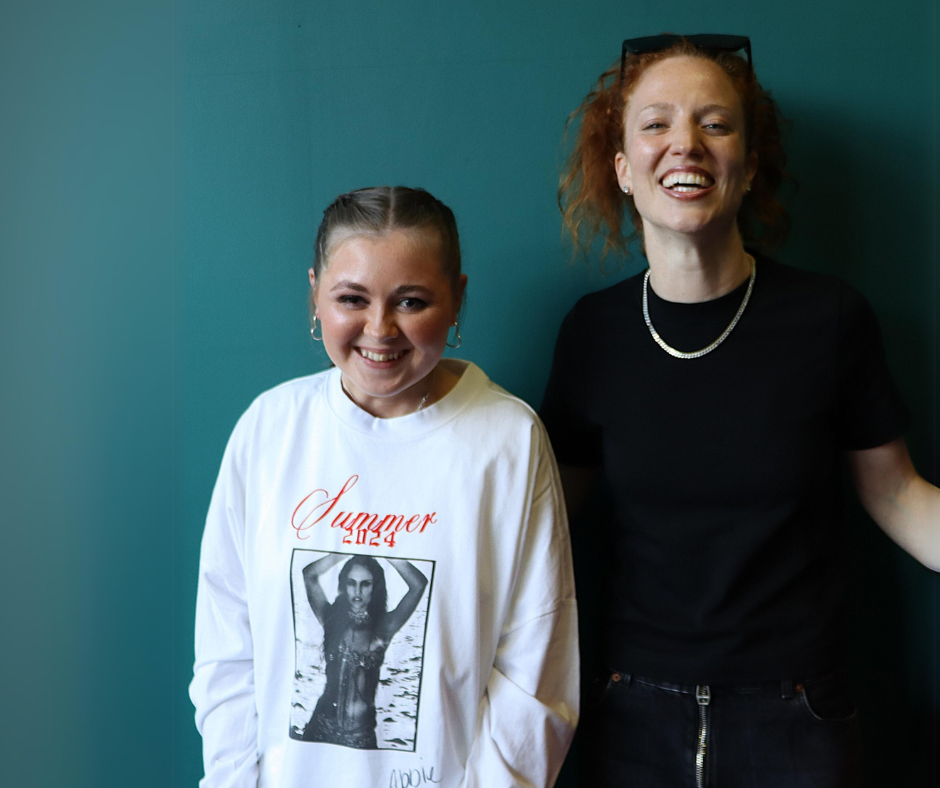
[460,432,579,788]
[189,414,260,788]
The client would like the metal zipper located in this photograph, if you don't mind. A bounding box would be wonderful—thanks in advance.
[695,685,711,788]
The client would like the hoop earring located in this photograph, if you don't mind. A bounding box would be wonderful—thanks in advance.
[446,320,462,349]
[310,314,323,341]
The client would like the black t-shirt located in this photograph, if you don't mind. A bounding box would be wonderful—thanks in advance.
[540,257,909,683]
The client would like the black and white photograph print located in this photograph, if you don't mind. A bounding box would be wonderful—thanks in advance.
[289,549,434,751]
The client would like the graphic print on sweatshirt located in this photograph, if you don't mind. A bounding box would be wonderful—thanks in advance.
[289,549,435,751]
[291,474,438,550]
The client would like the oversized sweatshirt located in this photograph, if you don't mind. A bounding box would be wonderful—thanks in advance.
[191,360,579,788]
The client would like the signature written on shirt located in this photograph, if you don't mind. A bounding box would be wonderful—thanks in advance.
[388,764,443,787]
[291,475,438,549]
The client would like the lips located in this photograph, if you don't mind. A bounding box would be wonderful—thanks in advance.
[659,167,715,194]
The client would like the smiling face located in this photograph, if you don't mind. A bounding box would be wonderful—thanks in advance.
[344,564,374,613]
[311,229,466,418]
[615,55,757,244]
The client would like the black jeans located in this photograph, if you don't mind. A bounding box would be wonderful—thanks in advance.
[578,670,864,788]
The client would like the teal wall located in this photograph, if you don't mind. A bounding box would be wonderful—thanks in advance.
[2,1,936,786]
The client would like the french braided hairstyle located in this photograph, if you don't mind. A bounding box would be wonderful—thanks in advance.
[313,186,461,286]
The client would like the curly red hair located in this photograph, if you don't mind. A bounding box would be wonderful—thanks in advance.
[559,39,790,260]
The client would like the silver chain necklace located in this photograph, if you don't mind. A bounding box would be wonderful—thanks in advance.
[414,366,436,412]
[642,254,756,360]
[341,367,436,415]
[414,388,432,412]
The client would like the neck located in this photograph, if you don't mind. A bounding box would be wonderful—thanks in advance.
[342,362,461,419]
[643,224,751,303]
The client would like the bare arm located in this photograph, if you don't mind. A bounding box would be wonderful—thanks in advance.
[302,553,346,625]
[558,464,603,519]
[380,558,428,639]
[846,438,940,572]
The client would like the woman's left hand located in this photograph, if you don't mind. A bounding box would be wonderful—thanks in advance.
[847,438,940,571]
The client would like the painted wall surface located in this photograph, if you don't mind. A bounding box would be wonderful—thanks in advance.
[1,2,175,786]
[2,1,936,786]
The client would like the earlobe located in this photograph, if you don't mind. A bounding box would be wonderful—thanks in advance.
[746,151,759,182]
[453,273,468,315]
[614,151,633,194]
[307,268,319,324]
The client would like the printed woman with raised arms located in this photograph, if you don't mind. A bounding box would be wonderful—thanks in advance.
[300,553,427,748]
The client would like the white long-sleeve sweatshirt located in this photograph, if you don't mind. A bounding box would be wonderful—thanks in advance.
[191,360,579,788]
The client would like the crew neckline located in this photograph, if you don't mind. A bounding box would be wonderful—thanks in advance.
[646,269,752,310]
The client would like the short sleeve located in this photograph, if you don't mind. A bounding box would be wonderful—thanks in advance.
[539,300,604,467]
[834,283,910,450]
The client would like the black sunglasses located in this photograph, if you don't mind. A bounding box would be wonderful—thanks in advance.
[620,34,752,82]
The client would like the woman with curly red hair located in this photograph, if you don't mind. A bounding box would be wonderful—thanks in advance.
[541,35,939,787]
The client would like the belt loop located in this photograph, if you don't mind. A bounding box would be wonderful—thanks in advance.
[780,679,794,699]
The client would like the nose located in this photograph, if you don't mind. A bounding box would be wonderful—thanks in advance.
[364,306,399,340]
[670,119,704,157]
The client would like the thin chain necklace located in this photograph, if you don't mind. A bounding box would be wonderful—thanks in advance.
[643,254,756,360]
[415,386,433,412]
[414,366,436,412]
[341,367,436,415]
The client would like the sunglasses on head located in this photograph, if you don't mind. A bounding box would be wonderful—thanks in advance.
[620,34,752,83]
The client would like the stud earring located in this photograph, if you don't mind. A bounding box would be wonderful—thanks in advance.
[622,185,631,195]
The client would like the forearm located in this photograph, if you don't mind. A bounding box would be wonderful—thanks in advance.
[304,551,345,579]
[849,439,940,572]
[870,473,940,571]
[387,557,428,591]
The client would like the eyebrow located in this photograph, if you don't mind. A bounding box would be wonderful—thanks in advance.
[637,102,734,114]
[637,102,674,113]
[330,280,368,293]
[394,285,433,296]
[698,103,734,115]
[329,281,434,296]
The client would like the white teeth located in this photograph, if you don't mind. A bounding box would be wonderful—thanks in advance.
[358,348,404,362]
[661,171,714,189]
